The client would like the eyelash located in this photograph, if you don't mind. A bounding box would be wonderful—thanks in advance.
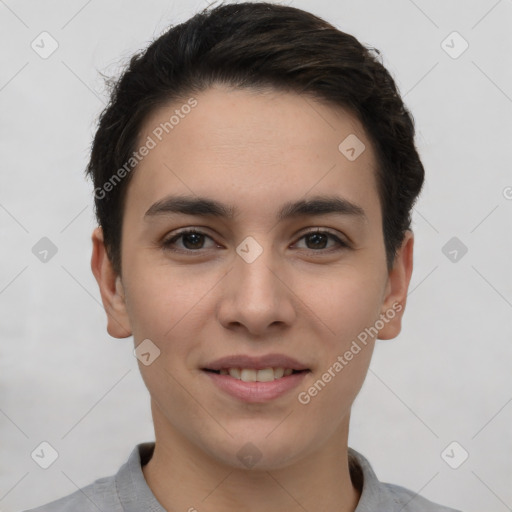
[161,228,349,254]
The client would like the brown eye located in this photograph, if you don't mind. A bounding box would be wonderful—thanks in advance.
[295,229,348,251]
[304,232,329,249]
[162,229,216,252]
[179,232,206,250]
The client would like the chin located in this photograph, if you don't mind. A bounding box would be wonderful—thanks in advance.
[203,430,310,471]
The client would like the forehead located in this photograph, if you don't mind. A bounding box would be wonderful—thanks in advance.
[125,85,380,225]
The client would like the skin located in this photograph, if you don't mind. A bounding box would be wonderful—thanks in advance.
[91,85,414,512]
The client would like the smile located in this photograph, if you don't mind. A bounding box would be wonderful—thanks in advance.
[205,367,308,382]
[202,368,310,402]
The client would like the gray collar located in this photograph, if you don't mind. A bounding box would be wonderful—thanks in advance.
[114,442,451,512]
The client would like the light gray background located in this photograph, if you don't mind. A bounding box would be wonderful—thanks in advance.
[1,1,511,511]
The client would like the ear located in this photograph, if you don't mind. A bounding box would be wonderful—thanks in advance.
[377,230,414,340]
[90,227,132,338]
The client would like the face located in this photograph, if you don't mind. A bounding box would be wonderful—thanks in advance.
[92,85,413,470]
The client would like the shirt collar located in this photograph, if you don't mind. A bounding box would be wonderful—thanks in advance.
[116,442,404,511]
[348,446,404,510]
[115,442,166,512]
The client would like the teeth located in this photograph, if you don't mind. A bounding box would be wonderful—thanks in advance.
[253,368,274,382]
[240,369,257,382]
[274,367,285,379]
[219,367,298,382]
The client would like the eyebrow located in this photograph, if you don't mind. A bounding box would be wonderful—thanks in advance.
[144,194,367,222]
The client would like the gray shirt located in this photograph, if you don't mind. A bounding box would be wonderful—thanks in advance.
[23,442,462,512]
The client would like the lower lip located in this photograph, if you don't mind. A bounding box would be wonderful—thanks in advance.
[202,370,309,403]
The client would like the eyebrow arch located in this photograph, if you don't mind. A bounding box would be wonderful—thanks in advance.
[144,194,367,222]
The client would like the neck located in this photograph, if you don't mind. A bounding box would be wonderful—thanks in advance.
[143,401,361,512]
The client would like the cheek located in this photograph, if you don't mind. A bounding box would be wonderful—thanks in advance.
[293,265,385,345]
[296,286,377,425]
[124,269,209,410]
[297,343,374,439]
[123,262,213,341]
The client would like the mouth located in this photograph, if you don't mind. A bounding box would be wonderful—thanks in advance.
[201,354,311,402]
[202,367,310,382]
[202,367,310,403]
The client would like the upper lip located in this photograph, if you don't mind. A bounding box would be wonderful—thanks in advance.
[203,353,310,371]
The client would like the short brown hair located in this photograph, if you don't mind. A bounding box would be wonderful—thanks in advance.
[86,1,424,275]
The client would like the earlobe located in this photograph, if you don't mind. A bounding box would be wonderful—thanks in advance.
[377,231,414,340]
[90,227,132,339]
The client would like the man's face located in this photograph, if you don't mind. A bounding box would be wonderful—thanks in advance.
[94,85,412,469]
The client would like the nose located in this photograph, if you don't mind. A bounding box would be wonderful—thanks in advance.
[216,243,296,337]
